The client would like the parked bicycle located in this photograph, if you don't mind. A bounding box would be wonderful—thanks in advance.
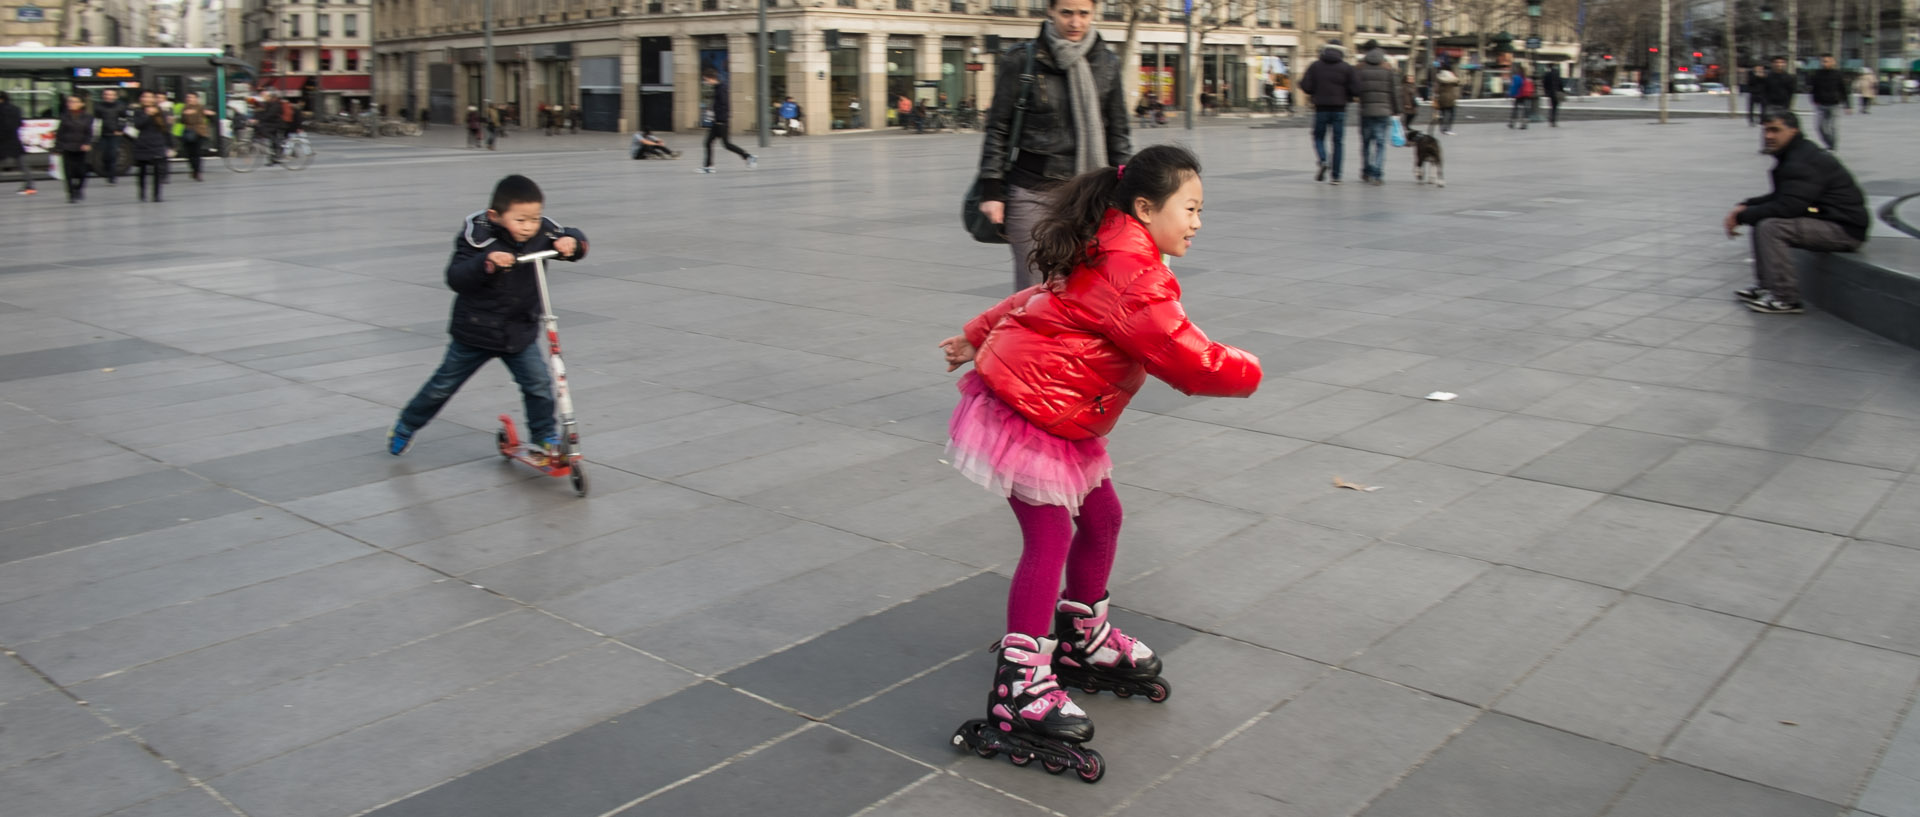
[224,125,314,172]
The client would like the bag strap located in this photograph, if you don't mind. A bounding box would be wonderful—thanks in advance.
[1002,42,1039,171]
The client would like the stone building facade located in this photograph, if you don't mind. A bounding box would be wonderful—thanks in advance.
[370,0,1580,133]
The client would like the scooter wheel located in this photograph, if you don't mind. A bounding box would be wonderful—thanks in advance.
[496,429,511,458]
[571,463,589,497]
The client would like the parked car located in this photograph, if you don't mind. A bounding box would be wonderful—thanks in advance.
[1671,80,1702,93]
[1610,82,1643,97]
[1701,82,1729,94]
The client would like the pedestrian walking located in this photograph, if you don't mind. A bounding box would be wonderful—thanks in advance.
[1299,43,1360,185]
[569,104,581,134]
[92,87,126,185]
[1808,54,1849,150]
[1507,63,1535,129]
[130,90,170,203]
[1759,56,1797,116]
[1746,64,1767,124]
[848,98,863,129]
[696,68,756,173]
[973,0,1131,290]
[54,94,92,203]
[1724,111,1868,314]
[1856,71,1877,113]
[937,145,1260,769]
[466,106,483,148]
[1400,65,1419,130]
[175,92,212,182]
[1355,48,1400,185]
[0,92,34,196]
[1542,64,1564,126]
[486,104,501,150]
[1434,61,1460,134]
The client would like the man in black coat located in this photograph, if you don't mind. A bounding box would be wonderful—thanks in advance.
[697,68,756,173]
[1724,111,1869,314]
[1758,56,1797,114]
[0,92,34,195]
[1807,54,1850,149]
[1298,45,1361,184]
[92,88,126,185]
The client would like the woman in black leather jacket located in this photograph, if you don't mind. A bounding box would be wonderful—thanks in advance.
[54,95,94,203]
[974,0,1131,291]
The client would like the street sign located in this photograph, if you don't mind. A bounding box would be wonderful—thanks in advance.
[16,5,47,21]
[1526,36,1542,50]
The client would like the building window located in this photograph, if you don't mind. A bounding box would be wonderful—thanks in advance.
[951,0,967,11]
[347,49,360,71]
[1316,0,1337,29]
[1256,2,1271,26]
[1027,0,1044,15]
[897,0,914,8]
[991,0,1014,14]
[321,49,332,70]
[1102,0,1122,20]
[648,1,662,11]
[287,49,302,71]
[1277,0,1292,26]
[702,0,717,8]
[288,14,301,37]
[345,14,357,36]
[319,14,330,36]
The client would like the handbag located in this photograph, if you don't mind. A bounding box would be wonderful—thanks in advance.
[1390,116,1407,148]
[963,42,1038,245]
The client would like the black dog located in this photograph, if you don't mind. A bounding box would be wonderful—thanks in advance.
[1409,129,1444,187]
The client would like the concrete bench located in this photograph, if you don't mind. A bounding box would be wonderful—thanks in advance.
[1793,198,1920,350]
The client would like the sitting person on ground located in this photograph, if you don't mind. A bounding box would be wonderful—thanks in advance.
[1724,111,1869,314]
[630,129,678,159]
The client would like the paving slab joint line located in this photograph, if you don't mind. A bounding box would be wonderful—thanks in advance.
[592,719,820,817]
[0,464,220,535]
[1093,663,1344,817]
[857,769,1075,817]
[1832,666,1920,812]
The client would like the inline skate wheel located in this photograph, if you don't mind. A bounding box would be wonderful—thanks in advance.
[1043,758,1067,775]
[1113,688,1133,699]
[1008,751,1033,767]
[1076,748,1105,783]
[1147,679,1172,703]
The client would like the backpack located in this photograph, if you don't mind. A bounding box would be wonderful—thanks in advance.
[1520,77,1535,99]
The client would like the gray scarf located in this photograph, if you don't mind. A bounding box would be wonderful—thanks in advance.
[1042,21,1107,173]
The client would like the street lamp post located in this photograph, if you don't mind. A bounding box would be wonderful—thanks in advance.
[1727,0,1738,116]
[483,0,494,112]
[1527,0,1541,121]
[757,0,769,147]
[1659,0,1671,123]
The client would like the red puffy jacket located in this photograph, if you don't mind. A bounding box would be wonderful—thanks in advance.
[963,209,1262,440]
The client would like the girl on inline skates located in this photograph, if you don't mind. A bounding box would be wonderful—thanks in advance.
[940,144,1262,777]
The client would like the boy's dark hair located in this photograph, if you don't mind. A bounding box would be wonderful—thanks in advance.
[1027,144,1202,283]
[489,174,544,213]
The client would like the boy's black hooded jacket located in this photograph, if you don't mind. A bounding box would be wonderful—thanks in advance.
[446,212,589,353]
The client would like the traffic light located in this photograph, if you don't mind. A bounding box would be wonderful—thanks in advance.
[1649,46,1659,53]
[1693,51,1703,58]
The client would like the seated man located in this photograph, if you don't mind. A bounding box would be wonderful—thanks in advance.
[630,129,677,159]
[1725,111,1869,314]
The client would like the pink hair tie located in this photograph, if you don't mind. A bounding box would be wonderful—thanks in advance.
[1116,164,1126,179]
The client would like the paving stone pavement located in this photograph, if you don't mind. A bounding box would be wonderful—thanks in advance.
[2,103,1918,817]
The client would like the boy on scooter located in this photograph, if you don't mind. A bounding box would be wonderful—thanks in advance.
[388,174,589,457]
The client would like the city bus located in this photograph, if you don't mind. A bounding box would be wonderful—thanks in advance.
[0,46,249,174]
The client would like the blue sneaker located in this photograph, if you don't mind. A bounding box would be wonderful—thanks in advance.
[387,423,415,456]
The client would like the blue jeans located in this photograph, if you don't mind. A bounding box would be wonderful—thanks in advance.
[1312,110,1346,179]
[1360,115,1390,181]
[399,339,556,442]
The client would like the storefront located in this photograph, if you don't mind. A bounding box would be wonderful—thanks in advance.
[829,36,863,129]
[887,37,916,121]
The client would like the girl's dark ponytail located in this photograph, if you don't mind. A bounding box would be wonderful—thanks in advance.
[1025,144,1202,283]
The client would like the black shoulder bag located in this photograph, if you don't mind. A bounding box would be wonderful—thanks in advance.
[963,43,1038,245]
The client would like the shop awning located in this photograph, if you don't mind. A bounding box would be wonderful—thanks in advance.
[257,75,308,90]
[321,75,370,91]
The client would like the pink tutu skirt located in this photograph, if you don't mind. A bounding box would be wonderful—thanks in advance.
[947,371,1112,514]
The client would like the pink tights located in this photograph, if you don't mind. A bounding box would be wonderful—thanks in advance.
[1005,480,1123,637]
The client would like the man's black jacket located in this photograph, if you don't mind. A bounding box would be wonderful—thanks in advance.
[1808,68,1849,107]
[1759,70,1798,107]
[1738,134,1870,242]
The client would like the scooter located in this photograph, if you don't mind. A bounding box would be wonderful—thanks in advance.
[495,249,588,497]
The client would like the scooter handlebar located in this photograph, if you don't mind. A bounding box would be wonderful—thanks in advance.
[516,249,561,264]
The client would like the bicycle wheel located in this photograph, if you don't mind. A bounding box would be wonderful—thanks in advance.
[224,138,261,173]
[282,138,314,171]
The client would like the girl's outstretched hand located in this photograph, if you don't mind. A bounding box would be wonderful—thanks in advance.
[939,336,977,372]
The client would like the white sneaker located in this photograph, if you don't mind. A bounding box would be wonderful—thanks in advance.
[746,155,758,169]
[696,166,714,174]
